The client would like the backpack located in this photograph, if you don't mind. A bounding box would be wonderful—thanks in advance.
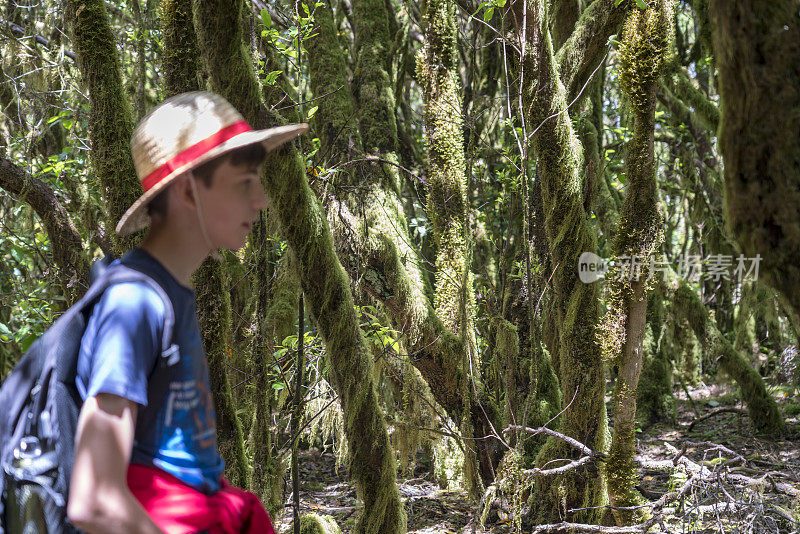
[0,260,177,534]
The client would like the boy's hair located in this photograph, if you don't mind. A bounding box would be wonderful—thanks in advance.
[147,143,267,219]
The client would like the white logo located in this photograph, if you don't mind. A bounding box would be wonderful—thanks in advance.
[578,252,608,283]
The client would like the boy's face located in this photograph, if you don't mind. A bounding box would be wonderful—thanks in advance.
[194,156,268,251]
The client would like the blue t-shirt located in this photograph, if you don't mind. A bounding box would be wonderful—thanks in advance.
[76,249,224,493]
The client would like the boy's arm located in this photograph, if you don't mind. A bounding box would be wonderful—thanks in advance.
[67,393,165,534]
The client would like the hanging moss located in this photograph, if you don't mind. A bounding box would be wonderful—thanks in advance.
[65,0,140,253]
[300,0,502,485]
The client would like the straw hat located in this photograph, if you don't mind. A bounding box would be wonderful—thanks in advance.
[116,91,308,236]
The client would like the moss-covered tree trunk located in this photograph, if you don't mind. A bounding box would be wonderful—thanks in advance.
[192,1,405,530]
[708,1,800,323]
[600,3,671,524]
[418,0,484,499]
[507,0,613,522]
[673,279,784,434]
[64,0,140,254]
[160,0,250,488]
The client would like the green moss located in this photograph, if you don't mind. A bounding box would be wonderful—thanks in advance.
[513,0,610,512]
[66,0,140,253]
[351,0,399,170]
[161,0,202,95]
[303,0,362,164]
[674,280,785,435]
[193,258,251,487]
[555,0,629,105]
[662,62,719,132]
[293,513,343,534]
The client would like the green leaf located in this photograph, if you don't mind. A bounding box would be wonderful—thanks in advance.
[307,105,318,119]
[260,9,272,29]
[20,333,38,352]
[264,70,282,86]
[0,322,12,342]
[483,7,494,22]
[272,382,286,390]
[635,0,647,9]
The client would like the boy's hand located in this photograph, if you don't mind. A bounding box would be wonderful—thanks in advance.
[68,393,164,534]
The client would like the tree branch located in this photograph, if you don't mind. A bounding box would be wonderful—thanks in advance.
[555,0,630,104]
[0,158,89,299]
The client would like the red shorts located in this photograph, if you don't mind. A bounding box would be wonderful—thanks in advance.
[127,464,276,534]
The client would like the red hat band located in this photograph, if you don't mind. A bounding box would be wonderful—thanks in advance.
[141,120,252,192]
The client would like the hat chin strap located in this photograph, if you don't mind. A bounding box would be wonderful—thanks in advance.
[189,173,222,261]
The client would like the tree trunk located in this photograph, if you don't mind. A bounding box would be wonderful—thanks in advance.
[708,0,800,322]
[0,159,89,302]
[192,1,406,530]
[305,0,503,484]
[418,0,483,500]
[601,2,672,524]
[507,0,610,522]
[64,0,140,253]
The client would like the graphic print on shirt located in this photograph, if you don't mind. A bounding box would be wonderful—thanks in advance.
[77,249,224,493]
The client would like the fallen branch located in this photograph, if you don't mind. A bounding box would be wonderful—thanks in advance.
[505,425,607,459]
[524,455,592,477]
[686,406,746,432]
[532,521,665,533]
[682,439,747,466]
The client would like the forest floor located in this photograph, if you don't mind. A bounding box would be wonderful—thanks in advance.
[274,383,800,533]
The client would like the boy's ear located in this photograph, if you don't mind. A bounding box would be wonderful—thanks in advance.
[172,173,197,209]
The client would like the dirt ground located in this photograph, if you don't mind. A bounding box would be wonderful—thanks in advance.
[274,383,800,533]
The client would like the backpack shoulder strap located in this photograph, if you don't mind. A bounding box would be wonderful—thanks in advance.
[90,264,178,365]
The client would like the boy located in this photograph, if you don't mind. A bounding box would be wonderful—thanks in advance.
[66,92,306,534]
